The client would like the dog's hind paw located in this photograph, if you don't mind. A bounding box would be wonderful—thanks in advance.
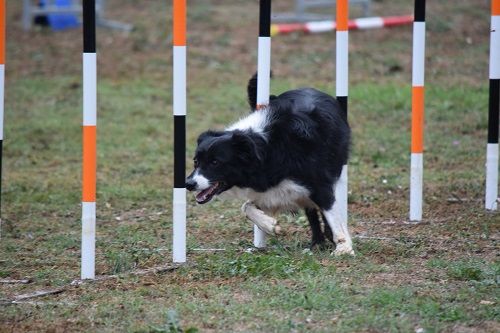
[333,243,355,256]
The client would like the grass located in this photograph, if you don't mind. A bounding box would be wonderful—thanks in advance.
[1,76,499,332]
[1,0,499,332]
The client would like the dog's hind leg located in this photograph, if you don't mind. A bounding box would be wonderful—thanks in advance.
[310,185,354,255]
[322,202,354,255]
[320,212,334,243]
[316,183,354,255]
[305,208,325,248]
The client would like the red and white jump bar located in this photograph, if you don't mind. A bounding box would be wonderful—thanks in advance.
[271,15,413,36]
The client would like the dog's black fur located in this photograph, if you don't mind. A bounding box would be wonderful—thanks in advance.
[186,74,351,248]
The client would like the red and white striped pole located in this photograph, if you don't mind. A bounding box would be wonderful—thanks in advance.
[172,0,187,262]
[333,0,348,233]
[410,0,426,222]
[81,0,97,279]
[270,15,413,36]
[254,0,272,248]
[486,0,500,210]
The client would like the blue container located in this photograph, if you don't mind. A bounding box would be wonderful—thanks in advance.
[40,0,80,31]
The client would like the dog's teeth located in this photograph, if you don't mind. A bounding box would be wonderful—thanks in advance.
[195,182,220,204]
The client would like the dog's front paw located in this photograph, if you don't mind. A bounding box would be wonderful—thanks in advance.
[333,243,355,256]
[242,201,280,235]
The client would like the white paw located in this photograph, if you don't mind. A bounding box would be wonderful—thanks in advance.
[333,243,355,256]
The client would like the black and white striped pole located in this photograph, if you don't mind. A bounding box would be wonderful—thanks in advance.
[254,0,272,248]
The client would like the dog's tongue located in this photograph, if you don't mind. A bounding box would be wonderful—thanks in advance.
[195,183,219,204]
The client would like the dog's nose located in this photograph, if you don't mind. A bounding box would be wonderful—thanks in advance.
[185,178,197,191]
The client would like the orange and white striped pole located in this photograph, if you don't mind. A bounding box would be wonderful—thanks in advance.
[81,0,97,279]
[486,0,500,210]
[0,0,5,227]
[172,0,187,262]
[333,0,348,231]
[410,0,426,221]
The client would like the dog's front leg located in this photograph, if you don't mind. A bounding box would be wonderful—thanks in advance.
[242,201,281,235]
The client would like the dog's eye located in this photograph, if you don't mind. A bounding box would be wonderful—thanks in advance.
[193,158,199,168]
[211,159,219,166]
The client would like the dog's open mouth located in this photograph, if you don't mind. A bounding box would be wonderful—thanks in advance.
[195,182,225,204]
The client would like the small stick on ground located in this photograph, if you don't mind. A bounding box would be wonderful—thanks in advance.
[1,289,69,306]
[355,235,395,241]
[71,264,182,285]
[11,300,77,306]
[1,264,183,306]
[0,279,31,284]
[13,287,66,302]
[131,264,181,276]
[242,201,281,235]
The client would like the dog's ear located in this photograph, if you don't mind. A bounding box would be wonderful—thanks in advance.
[197,130,225,145]
[231,131,263,163]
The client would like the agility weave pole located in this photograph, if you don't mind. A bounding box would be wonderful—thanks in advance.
[172,0,187,263]
[0,0,5,231]
[270,14,413,36]
[252,0,272,248]
[409,0,426,222]
[81,0,97,279]
[485,0,500,211]
[332,0,349,235]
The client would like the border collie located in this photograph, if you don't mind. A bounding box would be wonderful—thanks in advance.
[186,74,353,255]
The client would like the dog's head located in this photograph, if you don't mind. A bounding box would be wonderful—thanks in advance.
[186,130,263,204]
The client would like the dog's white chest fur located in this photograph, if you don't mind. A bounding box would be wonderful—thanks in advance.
[226,179,312,214]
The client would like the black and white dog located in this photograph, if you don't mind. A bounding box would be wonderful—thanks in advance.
[186,75,353,255]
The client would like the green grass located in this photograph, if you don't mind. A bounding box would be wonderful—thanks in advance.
[427,258,499,282]
[1,0,499,332]
[1,76,499,332]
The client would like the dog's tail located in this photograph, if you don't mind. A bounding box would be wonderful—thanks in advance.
[247,71,275,111]
[247,72,258,110]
